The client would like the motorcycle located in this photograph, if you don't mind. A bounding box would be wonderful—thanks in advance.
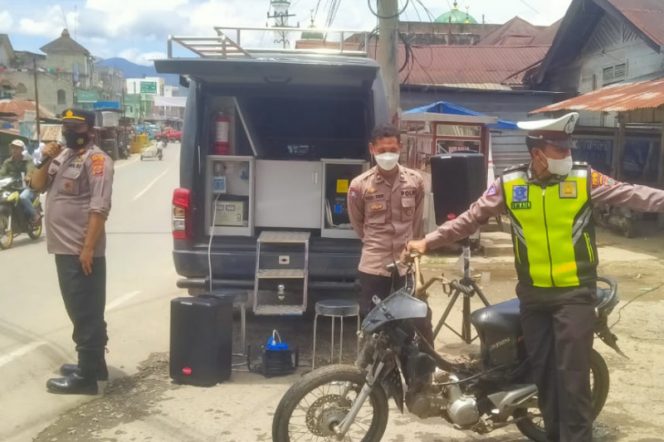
[0,176,43,249]
[140,139,164,161]
[593,203,639,238]
[272,256,624,441]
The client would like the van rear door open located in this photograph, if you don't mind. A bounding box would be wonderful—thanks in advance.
[156,54,387,314]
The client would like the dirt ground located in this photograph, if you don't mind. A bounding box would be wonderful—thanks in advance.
[32,223,664,441]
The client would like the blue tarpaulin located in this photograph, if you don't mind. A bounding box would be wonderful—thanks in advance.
[93,101,121,110]
[403,101,518,131]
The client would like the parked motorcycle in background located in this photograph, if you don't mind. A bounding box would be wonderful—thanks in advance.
[593,203,639,238]
[0,177,43,249]
[272,255,624,441]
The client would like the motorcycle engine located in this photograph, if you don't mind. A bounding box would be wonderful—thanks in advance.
[445,382,480,428]
[403,345,442,418]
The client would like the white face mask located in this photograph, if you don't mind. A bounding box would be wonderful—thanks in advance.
[546,154,573,176]
[375,152,399,171]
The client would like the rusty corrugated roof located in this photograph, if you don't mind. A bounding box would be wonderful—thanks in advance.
[479,17,549,46]
[608,0,664,48]
[40,124,62,142]
[531,77,664,113]
[401,45,549,87]
[0,100,55,120]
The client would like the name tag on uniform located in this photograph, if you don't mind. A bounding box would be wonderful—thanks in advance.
[559,181,577,199]
[369,202,385,212]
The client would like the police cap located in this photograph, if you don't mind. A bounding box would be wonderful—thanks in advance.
[61,108,96,128]
[517,112,579,149]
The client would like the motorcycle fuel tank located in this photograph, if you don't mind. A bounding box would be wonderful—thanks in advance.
[362,288,428,333]
[471,299,522,368]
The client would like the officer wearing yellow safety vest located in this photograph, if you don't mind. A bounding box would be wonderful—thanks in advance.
[407,112,664,442]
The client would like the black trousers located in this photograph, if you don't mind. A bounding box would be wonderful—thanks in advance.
[55,254,108,376]
[358,271,406,315]
[518,284,596,442]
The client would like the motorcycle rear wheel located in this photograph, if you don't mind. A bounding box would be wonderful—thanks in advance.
[0,213,13,249]
[272,365,389,442]
[514,348,610,441]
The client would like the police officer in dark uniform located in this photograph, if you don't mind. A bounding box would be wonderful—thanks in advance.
[31,108,114,394]
[408,112,664,441]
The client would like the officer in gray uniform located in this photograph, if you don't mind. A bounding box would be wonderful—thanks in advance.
[31,108,114,395]
[408,112,664,441]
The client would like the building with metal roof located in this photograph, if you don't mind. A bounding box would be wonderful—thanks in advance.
[528,0,664,192]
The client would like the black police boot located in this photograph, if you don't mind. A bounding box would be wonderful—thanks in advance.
[46,372,98,395]
[59,358,108,381]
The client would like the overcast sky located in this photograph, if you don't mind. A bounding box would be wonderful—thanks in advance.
[0,0,572,65]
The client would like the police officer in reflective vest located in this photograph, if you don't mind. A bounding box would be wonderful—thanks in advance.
[408,112,664,441]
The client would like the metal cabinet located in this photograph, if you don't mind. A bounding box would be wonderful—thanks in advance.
[320,158,369,238]
[205,155,255,236]
[255,160,322,229]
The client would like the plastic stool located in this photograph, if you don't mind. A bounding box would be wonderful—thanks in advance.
[312,299,360,369]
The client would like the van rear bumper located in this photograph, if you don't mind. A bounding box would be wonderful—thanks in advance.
[173,238,362,288]
[176,277,357,292]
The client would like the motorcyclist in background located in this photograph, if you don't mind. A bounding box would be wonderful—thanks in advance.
[0,139,39,223]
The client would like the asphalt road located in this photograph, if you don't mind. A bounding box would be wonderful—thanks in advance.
[0,142,180,441]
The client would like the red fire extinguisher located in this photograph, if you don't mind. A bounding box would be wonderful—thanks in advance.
[213,112,230,155]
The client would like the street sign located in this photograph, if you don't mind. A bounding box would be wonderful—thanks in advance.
[76,89,99,103]
[140,81,158,94]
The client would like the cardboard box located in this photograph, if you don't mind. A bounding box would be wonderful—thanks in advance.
[214,201,245,226]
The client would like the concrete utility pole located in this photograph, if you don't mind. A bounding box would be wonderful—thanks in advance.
[32,56,41,143]
[376,0,400,124]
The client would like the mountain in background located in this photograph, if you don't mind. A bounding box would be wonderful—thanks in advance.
[96,57,180,87]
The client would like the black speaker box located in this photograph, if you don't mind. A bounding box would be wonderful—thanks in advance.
[170,295,233,386]
[430,153,486,224]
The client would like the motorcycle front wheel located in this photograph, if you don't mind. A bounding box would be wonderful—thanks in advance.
[0,213,13,249]
[28,218,42,239]
[514,348,610,441]
[28,203,43,239]
[272,365,389,442]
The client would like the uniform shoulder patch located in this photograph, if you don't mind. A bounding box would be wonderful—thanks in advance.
[90,153,106,176]
[591,171,615,189]
[502,163,528,175]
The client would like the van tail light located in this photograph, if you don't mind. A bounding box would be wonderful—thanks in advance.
[172,188,192,240]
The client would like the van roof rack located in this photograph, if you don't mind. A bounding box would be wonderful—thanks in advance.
[167,26,370,59]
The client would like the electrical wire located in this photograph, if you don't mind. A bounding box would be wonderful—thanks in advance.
[609,282,664,329]
[313,0,324,20]
[518,0,540,14]
[325,0,342,28]
[413,0,437,22]
[208,191,224,292]
[367,0,410,20]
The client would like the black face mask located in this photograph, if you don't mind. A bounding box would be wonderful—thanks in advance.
[63,130,90,150]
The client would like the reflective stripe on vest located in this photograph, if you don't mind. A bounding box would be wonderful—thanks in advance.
[502,166,596,287]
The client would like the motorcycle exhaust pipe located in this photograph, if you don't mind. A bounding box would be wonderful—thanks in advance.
[487,384,538,418]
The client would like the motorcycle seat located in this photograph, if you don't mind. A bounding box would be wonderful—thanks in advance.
[470,299,521,336]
